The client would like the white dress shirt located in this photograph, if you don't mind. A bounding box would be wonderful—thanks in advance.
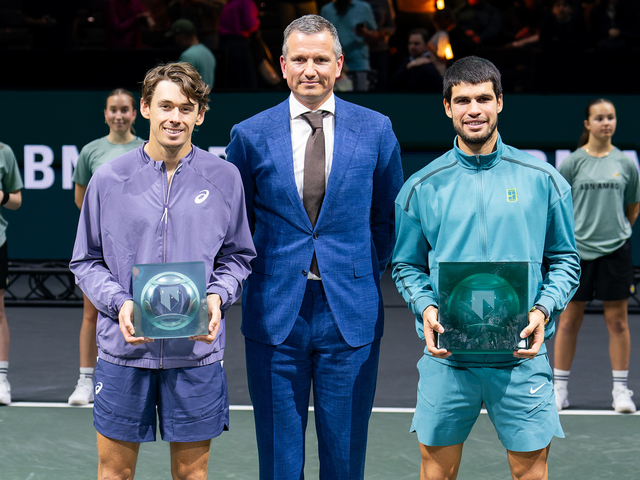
[289,93,335,280]
[289,93,336,201]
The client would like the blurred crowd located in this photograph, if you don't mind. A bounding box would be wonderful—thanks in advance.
[1,0,639,92]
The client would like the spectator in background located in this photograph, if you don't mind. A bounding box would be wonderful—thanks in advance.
[0,142,24,406]
[390,28,442,92]
[218,0,260,89]
[501,0,542,49]
[588,0,639,51]
[392,0,435,63]
[167,0,223,50]
[455,0,503,49]
[539,0,588,51]
[104,0,155,49]
[554,98,639,414]
[362,0,395,91]
[167,19,217,88]
[321,0,378,91]
[68,89,144,406]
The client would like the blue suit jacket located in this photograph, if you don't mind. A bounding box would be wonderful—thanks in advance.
[227,96,403,347]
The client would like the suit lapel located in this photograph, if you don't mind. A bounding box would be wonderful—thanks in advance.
[318,98,359,226]
[267,101,312,230]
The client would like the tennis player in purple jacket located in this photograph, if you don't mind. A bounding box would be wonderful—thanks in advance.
[70,62,255,479]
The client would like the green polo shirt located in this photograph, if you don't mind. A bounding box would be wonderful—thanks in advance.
[0,142,24,247]
[179,43,216,88]
[559,147,640,260]
[72,136,144,187]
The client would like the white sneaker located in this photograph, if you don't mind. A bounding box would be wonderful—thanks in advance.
[612,386,636,413]
[554,383,569,411]
[0,378,11,405]
[68,377,94,405]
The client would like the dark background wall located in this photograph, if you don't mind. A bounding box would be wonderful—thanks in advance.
[1,91,639,261]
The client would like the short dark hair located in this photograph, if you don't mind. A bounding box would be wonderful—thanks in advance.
[408,28,429,44]
[141,62,210,113]
[282,14,342,59]
[443,56,502,103]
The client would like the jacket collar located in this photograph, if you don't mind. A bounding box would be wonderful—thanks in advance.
[289,92,336,118]
[139,142,197,171]
[453,133,504,170]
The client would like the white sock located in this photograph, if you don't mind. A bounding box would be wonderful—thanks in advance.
[554,368,570,386]
[613,370,629,391]
[0,361,8,382]
[79,367,94,381]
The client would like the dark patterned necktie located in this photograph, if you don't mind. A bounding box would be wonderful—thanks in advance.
[300,111,328,276]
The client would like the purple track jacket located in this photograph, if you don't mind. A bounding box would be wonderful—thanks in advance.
[70,144,255,369]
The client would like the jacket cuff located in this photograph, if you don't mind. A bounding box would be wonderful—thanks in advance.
[414,296,438,321]
[207,286,230,310]
[534,295,556,318]
[111,291,133,318]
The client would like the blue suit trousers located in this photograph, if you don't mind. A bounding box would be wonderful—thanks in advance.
[245,280,381,480]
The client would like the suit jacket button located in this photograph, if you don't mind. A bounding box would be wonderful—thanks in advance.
[302,270,307,276]
[313,232,319,239]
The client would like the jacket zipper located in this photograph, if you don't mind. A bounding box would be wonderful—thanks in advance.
[476,155,488,261]
[158,162,182,369]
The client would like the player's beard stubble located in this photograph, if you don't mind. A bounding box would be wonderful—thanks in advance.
[455,118,499,147]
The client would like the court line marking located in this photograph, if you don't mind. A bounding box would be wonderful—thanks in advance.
[5,402,640,415]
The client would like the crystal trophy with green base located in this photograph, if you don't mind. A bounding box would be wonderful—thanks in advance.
[437,262,529,353]
[132,261,209,339]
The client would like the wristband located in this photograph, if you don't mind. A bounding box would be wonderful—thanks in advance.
[0,190,9,206]
[530,305,550,325]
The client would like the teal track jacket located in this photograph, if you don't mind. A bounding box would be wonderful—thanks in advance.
[392,135,580,365]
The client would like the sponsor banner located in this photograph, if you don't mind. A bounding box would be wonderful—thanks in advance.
[1,91,638,260]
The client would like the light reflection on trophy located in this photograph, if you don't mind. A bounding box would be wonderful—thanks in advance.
[133,262,209,339]
[448,273,520,334]
[438,262,529,353]
[141,272,201,331]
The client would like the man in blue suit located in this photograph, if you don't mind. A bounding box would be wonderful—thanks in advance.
[226,14,403,480]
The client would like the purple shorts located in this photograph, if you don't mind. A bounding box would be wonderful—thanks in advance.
[94,359,229,443]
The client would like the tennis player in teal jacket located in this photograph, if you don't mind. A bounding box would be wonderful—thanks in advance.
[392,56,580,480]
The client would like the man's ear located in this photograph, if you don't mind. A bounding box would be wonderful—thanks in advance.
[140,98,150,120]
[335,54,344,78]
[443,98,453,119]
[196,109,205,126]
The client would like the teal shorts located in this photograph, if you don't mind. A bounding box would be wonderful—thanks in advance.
[411,354,564,452]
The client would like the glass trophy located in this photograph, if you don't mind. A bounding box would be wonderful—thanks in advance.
[437,262,529,353]
[132,261,209,339]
